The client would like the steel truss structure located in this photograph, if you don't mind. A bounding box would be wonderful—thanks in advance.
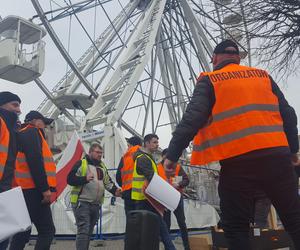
[31,0,251,167]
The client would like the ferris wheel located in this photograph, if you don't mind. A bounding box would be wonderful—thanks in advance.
[20,0,252,166]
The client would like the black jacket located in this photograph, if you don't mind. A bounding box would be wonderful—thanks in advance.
[0,108,18,192]
[17,126,52,193]
[116,157,123,188]
[167,61,299,163]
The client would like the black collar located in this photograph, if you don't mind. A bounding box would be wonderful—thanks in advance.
[0,108,18,130]
[214,59,239,71]
[85,155,101,166]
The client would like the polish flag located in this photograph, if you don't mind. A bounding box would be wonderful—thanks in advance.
[51,131,84,203]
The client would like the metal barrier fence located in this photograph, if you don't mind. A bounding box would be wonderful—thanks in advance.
[183,164,220,208]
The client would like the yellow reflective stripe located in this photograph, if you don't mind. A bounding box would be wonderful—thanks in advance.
[122,179,132,185]
[71,189,80,195]
[121,169,133,175]
[193,125,284,152]
[213,104,279,122]
[15,172,32,178]
[46,171,56,177]
[17,158,26,163]
[0,144,8,152]
[43,157,54,163]
[0,164,4,172]
[132,177,145,182]
[15,171,55,178]
[131,187,143,193]
[17,157,54,163]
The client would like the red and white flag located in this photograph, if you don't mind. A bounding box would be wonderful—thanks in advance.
[51,131,84,203]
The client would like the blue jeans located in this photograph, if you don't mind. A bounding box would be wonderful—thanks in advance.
[135,200,176,250]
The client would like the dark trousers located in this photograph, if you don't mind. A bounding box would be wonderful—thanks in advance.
[124,197,136,217]
[135,200,176,250]
[9,189,55,250]
[163,197,190,250]
[219,152,300,250]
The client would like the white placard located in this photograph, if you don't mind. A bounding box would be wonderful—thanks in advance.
[145,173,181,212]
[0,187,31,242]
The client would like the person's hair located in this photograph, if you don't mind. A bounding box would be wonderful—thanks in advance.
[162,148,168,156]
[143,134,159,146]
[127,136,142,146]
[89,143,103,153]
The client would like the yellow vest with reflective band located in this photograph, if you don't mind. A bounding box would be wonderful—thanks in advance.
[70,159,107,205]
[15,125,56,189]
[191,64,288,165]
[0,117,9,181]
[70,158,88,205]
[131,153,158,201]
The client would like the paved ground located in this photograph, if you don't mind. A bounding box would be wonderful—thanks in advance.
[24,238,185,250]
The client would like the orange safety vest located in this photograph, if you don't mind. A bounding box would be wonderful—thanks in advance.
[191,64,288,165]
[121,145,140,191]
[157,162,183,192]
[0,117,10,181]
[15,125,56,189]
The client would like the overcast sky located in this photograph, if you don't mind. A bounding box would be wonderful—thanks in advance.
[1,0,300,147]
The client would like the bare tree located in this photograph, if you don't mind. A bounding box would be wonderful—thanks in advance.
[243,0,300,78]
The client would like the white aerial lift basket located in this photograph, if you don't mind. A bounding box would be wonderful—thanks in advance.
[0,16,46,84]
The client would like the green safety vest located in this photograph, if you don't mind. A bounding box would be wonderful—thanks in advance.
[70,158,107,205]
[131,153,158,201]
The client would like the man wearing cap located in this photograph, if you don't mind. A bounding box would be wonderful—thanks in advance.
[0,91,21,250]
[164,39,300,249]
[116,136,142,218]
[9,111,56,250]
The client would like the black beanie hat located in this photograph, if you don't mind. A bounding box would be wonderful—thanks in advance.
[0,91,21,106]
[213,39,239,55]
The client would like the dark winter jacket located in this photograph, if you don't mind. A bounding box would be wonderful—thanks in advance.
[166,60,299,163]
[0,108,18,192]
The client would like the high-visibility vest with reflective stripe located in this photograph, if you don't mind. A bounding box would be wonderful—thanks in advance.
[191,64,288,165]
[121,145,140,191]
[131,153,158,201]
[0,117,9,181]
[157,163,182,192]
[15,125,56,189]
[70,158,88,205]
[70,159,108,205]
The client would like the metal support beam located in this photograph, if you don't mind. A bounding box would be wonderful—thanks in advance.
[31,0,98,98]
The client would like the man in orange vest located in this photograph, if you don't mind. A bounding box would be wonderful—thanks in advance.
[10,111,56,250]
[0,91,21,250]
[164,40,300,249]
[157,149,190,250]
[116,136,142,217]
